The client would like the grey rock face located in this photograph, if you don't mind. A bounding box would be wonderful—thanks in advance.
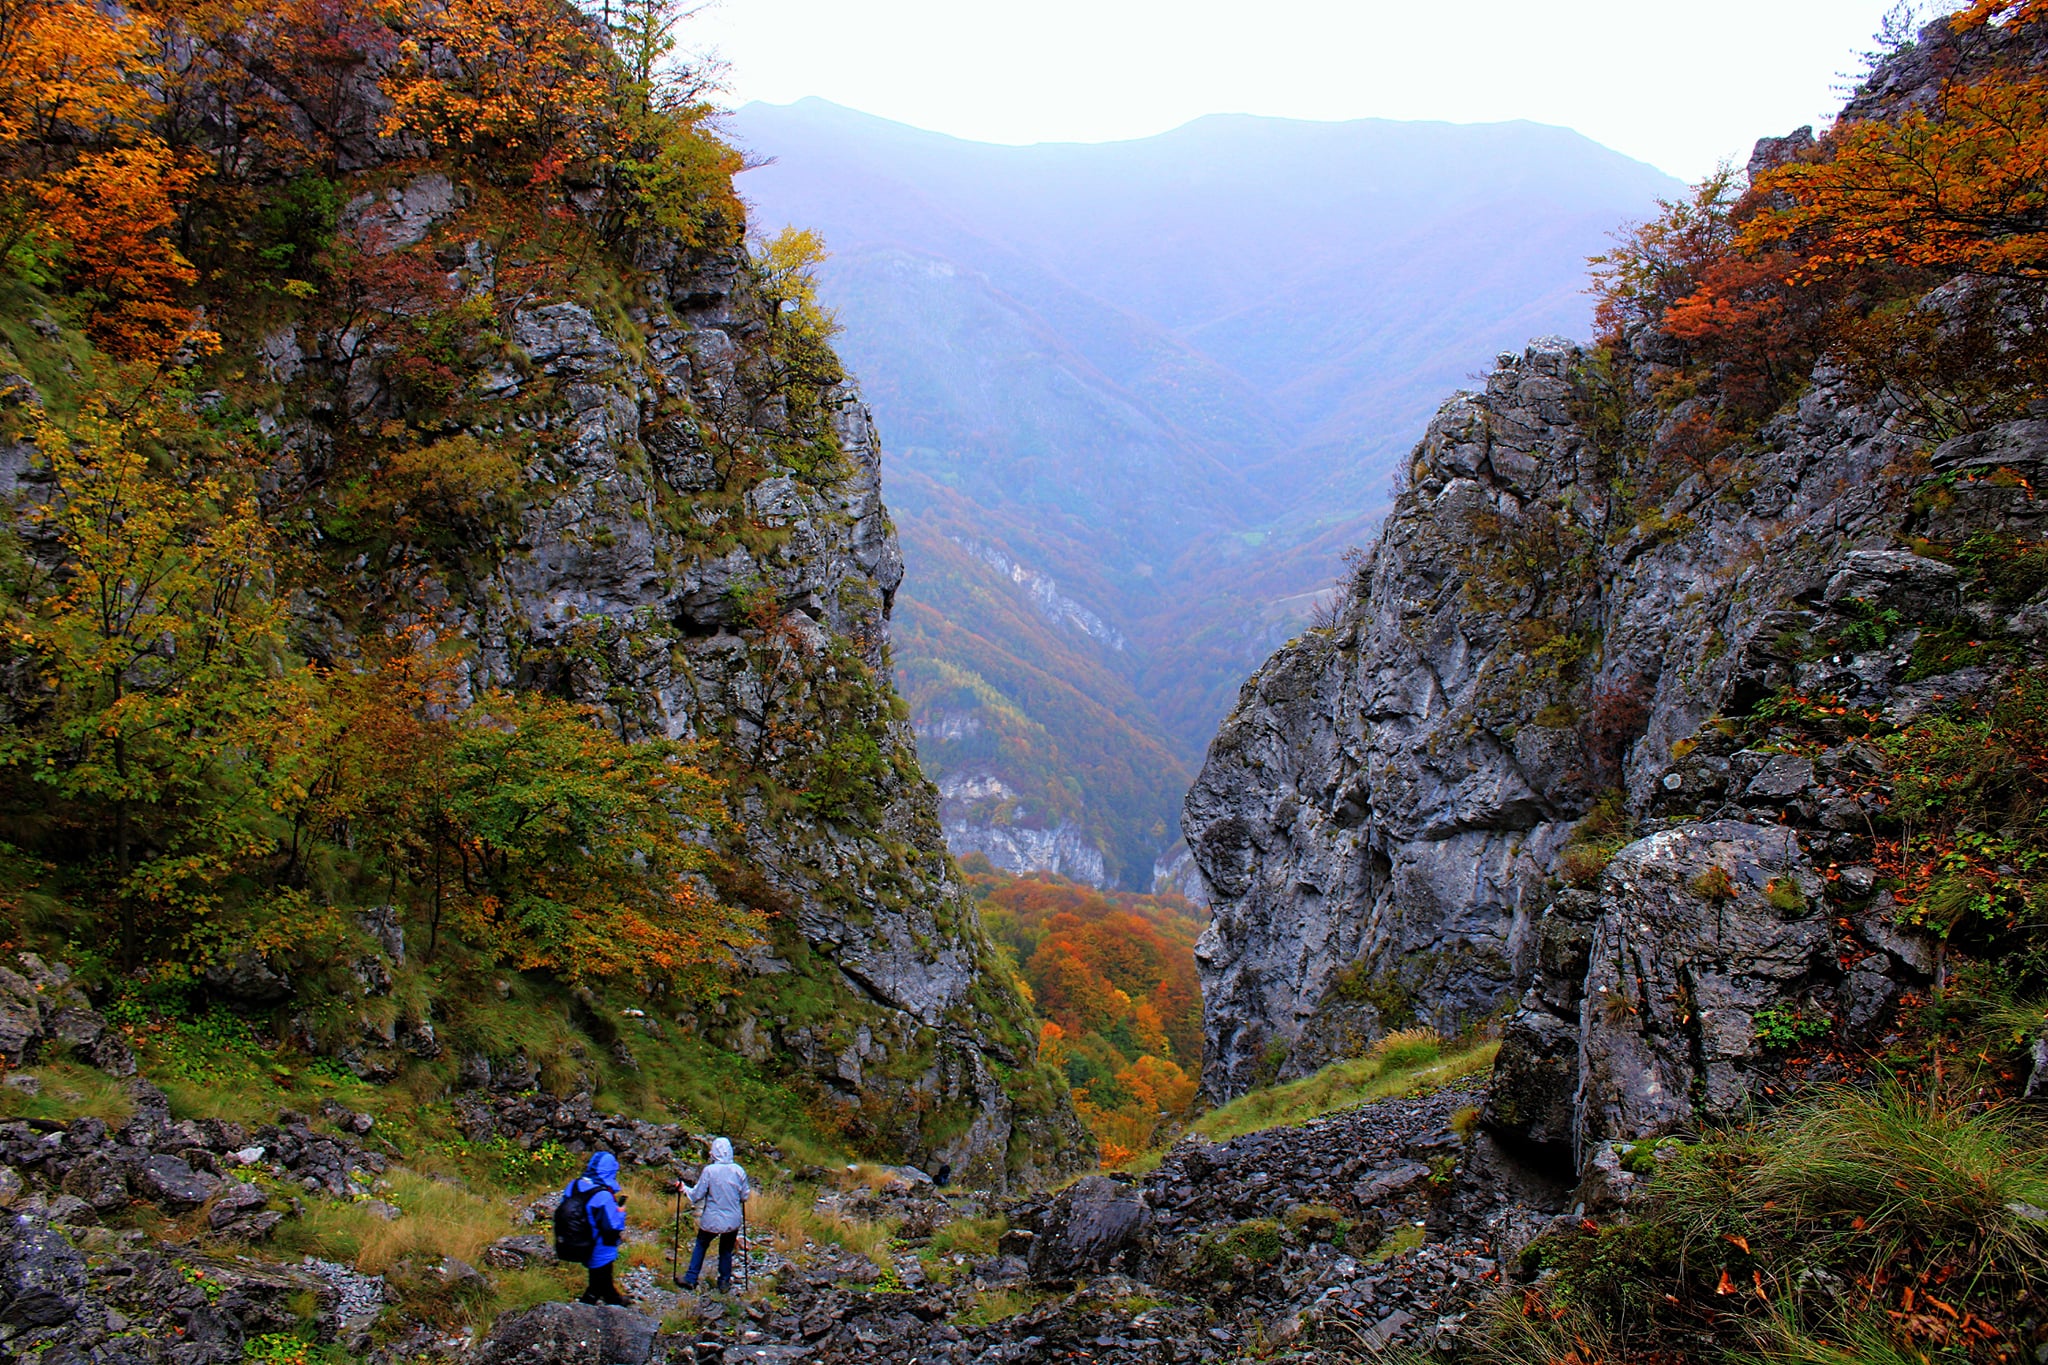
[1577,823,1825,1152]
[1186,305,2048,1133]
[1187,340,1596,1099]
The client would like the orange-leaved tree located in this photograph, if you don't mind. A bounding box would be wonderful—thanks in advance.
[0,0,211,358]
[1955,0,2048,28]
[1745,71,2048,284]
[381,0,615,189]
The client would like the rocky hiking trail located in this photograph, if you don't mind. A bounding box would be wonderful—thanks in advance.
[480,1082,1515,1365]
[0,1017,1529,1365]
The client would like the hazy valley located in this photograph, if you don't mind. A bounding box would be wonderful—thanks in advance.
[728,99,1681,886]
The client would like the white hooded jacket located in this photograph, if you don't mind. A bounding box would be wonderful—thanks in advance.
[686,1137,751,1234]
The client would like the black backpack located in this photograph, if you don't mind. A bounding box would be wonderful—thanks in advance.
[553,1183,598,1263]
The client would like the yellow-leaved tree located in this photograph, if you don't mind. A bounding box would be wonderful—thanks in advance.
[0,389,310,964]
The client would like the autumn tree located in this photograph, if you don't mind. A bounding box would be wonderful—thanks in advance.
[1745,72,2048,284]
[0,0,208,357]
[0,390,309,963]
[382,0,617,188]
[296,643,759,995]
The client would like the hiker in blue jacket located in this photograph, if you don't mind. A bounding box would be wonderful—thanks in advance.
[680,1137,750,1293]
[566,1151,631,1306]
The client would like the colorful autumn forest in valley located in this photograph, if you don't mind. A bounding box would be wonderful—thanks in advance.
[0,0,770,998]
[961,860,1204,1165]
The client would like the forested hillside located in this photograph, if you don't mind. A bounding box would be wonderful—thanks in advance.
[731,100,1682,889]
[960,862,1204,1163]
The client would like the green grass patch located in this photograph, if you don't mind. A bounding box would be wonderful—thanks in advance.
[956,1286,1053,1326]
[927,1213,1006,1258]
[1192,1035,1499,1143]
[1196,1217,1284,1276]
[0,1059,137,1126]
[1368,1224,1425,1264]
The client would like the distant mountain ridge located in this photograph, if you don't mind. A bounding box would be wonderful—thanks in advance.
[728,99,1681,887]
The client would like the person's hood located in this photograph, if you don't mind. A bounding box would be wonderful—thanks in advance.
[710,1137,734,1164]
[584,1151,620,1187]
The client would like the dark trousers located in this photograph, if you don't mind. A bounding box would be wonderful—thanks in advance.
[683,1229,736,1290]
[580,1260,628,1306]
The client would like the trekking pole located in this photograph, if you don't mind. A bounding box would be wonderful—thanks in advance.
[740,1202,750,1295]
[670,1175,685,1287]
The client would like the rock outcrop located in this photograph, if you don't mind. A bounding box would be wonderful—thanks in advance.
[1185,338,1597,1099]
[2,116,1084,1176]
[275,192,1080,1181]
[1187,248,2047,1154]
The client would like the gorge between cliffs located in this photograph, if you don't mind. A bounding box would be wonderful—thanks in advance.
[0,2,2046,1363]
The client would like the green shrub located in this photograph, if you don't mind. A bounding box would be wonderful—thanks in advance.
[1690,865,1736,900]
[1752,1005,1832,1050]
[1763,876,1808,913]
[1836,596,1902,651]
[1559,840,1621,888]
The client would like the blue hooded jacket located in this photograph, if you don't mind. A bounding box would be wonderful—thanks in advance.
[564,1151,627,1268]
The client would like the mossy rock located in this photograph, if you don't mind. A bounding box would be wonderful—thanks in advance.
[1196,1218,1285,1277]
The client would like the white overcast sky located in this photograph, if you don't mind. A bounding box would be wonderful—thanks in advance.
[687,0,1950,182]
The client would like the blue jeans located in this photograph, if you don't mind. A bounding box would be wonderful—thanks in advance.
[684,1229,736,1290]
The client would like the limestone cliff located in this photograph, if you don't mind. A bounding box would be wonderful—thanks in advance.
[1184,18,2048,1150]
[308,188,1083,1180]
[3,132,1083,1182]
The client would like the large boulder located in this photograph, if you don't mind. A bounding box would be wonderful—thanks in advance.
[59,1153,130,1213]
[1027,1176,1150,1282]
[202,950,294,1004]
[0,1216,89,1328]
[471,1301,658,1365]
[43,1006,137,1078]
[1576,821,1830,1153]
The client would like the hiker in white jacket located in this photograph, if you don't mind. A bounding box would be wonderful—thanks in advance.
[681,1136,751,1292]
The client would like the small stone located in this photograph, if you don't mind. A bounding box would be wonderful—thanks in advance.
[2,1073,38,1096]
[45,1193,94,1225]
[482,1234,553,1269]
